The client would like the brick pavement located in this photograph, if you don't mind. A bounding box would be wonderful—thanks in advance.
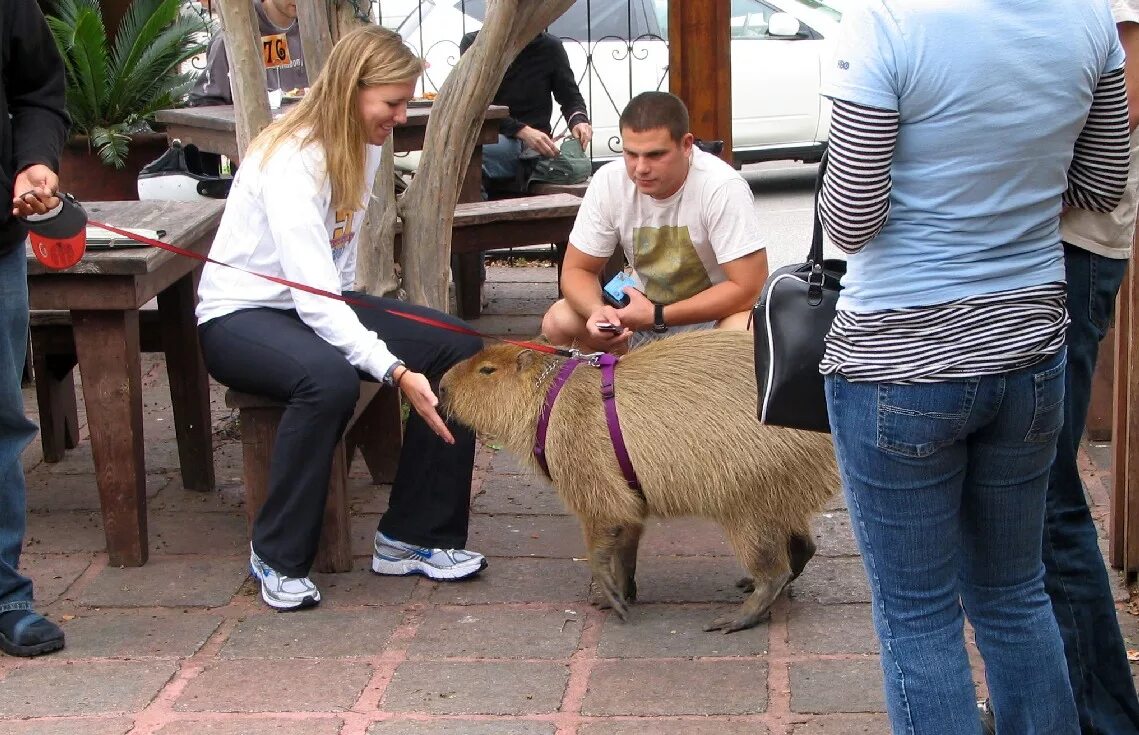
[1,264,1135,735]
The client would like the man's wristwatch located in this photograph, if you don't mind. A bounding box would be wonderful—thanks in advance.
[382,360,406,387]
[652,302,668,333]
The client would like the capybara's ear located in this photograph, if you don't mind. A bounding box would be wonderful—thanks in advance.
[516,349,536,372]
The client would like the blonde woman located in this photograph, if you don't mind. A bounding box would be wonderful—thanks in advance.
[196,25,485,610]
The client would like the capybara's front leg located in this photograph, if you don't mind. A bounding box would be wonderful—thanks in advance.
[705,528,791,633]
[611,523,643,604]
[583,518,628,620]
[736,531,817,593]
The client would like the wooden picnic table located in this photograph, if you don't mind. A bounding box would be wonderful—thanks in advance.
[26,199,226,567]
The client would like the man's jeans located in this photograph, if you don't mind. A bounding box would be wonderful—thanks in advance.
[826,349,1079,735]
[0,243,37,612]
[1045,243,1139,734]
[482,133,522,182]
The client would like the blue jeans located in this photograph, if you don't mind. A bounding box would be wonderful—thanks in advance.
[826,349,1079,735]
[482,133,522,182]
[1045,244,1139,734]
[0,243,37,612]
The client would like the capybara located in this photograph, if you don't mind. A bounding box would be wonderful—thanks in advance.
[438,329,839,632]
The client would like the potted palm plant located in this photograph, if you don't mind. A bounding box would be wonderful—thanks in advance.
[46,0,206,200]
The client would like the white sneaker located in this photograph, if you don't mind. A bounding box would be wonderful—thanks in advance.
[371,532,487,580]
[249,544,321,610]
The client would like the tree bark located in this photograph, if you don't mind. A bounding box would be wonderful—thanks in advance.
[398,0,575,310]
[216,0,272,157]
[356,141,400,297]
[297,2,333,78]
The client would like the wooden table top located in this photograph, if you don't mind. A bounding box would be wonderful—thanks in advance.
[155,103,509,133]
[26,199,226,277]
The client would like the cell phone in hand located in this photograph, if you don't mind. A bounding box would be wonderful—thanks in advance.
[602,271,638,309]
[596,322,624,333]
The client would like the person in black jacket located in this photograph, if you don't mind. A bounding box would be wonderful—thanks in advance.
[460,31,592,196]
[0,0,70,657]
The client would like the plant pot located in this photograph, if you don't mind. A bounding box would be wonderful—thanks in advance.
[58,132,170,202]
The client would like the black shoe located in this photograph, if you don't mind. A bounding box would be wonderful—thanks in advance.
[0,610,65,657]
[978,698,996,735]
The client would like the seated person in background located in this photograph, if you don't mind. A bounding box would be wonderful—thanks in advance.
[541,91,767,353]
[459,30,593,196]
[188,0,306,107]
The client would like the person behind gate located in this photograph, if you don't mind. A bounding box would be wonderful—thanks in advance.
[195,25,486,612]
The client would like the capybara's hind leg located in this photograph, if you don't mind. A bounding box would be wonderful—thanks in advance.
[735,531,816,593]
[706,528,791,633]
[582,518,629,620]
[612,523,643,604]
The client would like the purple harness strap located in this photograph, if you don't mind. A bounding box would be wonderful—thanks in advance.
[533,354,644,497]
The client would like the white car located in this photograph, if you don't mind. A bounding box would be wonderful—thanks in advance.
[387,0,843,164]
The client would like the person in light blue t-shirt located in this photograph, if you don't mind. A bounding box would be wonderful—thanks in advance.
[815,0,1131,732]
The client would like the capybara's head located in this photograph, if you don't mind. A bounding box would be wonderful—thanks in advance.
[439,342,559,451]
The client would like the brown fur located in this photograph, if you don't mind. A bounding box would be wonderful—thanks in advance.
[439,329,839,632]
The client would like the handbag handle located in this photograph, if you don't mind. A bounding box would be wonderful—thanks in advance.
[807,149,829,267]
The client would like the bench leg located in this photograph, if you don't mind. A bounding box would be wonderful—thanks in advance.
[31,349,80,463]
[346,386,403,485]
[158,272,215,491]
[313,441,353,573]
[452,252,484,320]
[72,309,148,567]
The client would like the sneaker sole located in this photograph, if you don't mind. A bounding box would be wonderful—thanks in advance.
[250,563,322,611]
[371,555,487,580]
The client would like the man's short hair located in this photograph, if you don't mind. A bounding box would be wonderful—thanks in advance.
[619,92,690,143]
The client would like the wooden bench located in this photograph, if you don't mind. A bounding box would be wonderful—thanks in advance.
[529,181,590,197]
[226,382,403,574]
[398,192,583,319]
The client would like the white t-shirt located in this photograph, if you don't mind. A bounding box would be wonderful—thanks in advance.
[569,147,764,305]
[1063,0,1139,259]
[196,134,399,381]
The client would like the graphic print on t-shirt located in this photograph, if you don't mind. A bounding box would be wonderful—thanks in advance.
[331,210,355,264]
[631,225,712,304]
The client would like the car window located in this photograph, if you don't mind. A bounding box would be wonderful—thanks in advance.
[730,0,776,39]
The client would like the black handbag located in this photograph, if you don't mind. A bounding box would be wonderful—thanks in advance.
[753,151,845,433]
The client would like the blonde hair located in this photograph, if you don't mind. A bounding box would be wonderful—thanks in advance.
[251,25,423,211]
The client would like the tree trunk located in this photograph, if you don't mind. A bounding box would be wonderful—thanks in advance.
[297,2,333,77]
[356,142,400,298]
[216,0,272,157]
[397,0,575,310]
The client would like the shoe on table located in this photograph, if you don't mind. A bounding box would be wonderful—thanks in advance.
[978,698,996,735]
[249,544,321,611]
[372,531,487,580]
[0,609,64,657]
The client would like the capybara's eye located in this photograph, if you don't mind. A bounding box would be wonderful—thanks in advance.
[479,366,497,375]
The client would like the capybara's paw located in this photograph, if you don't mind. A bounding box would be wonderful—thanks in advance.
[735,576,755,593]
[703,607,770,634]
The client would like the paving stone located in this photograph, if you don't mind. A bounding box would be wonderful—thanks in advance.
[25,511,114,553]
[149,512,249,555]
[580,721,768,735]
[347,478,391,514]
[383,661,568,715]
[485,265,558,284]
[26,472,167,512]
[468,514,585,558]
[221,608,402,658]
[21,552,92,606]
[427,558,591,605]
[149,480,247,513]
[0,661,177,716]
[583,660,767,716]
[625,557,749,604]
[59,610,222,658]
[787,603,877,655]
[473,473,566,515]
[596,604,768,658]
[471,314,544,338]
[637,518,734,557]
[823,490,846,512]
[407,608,583,659]
[176,660,371,712]
[155,718,344,735]
[789,557,872,605]
[791,715,891,734]
[81,557,248,608]
[811,512,858,558]
[486,450,532,476]
[309,558,419,607]
[368,720,555,734]
[790,659,885,714]
[350,514,383,556]
[36,439,182,477]
[0,718,134,735]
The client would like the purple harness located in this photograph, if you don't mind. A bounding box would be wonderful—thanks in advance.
[533,353,643,497]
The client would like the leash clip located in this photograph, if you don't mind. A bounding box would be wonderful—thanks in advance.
[569,348,605,366]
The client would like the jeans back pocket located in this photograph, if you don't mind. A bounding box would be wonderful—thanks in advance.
[1025,354,1066,443]
[877,381,977,458]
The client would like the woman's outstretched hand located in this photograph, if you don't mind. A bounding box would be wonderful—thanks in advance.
[396,368,455,444]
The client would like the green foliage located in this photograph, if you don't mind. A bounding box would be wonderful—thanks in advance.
[46,0,206,168]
